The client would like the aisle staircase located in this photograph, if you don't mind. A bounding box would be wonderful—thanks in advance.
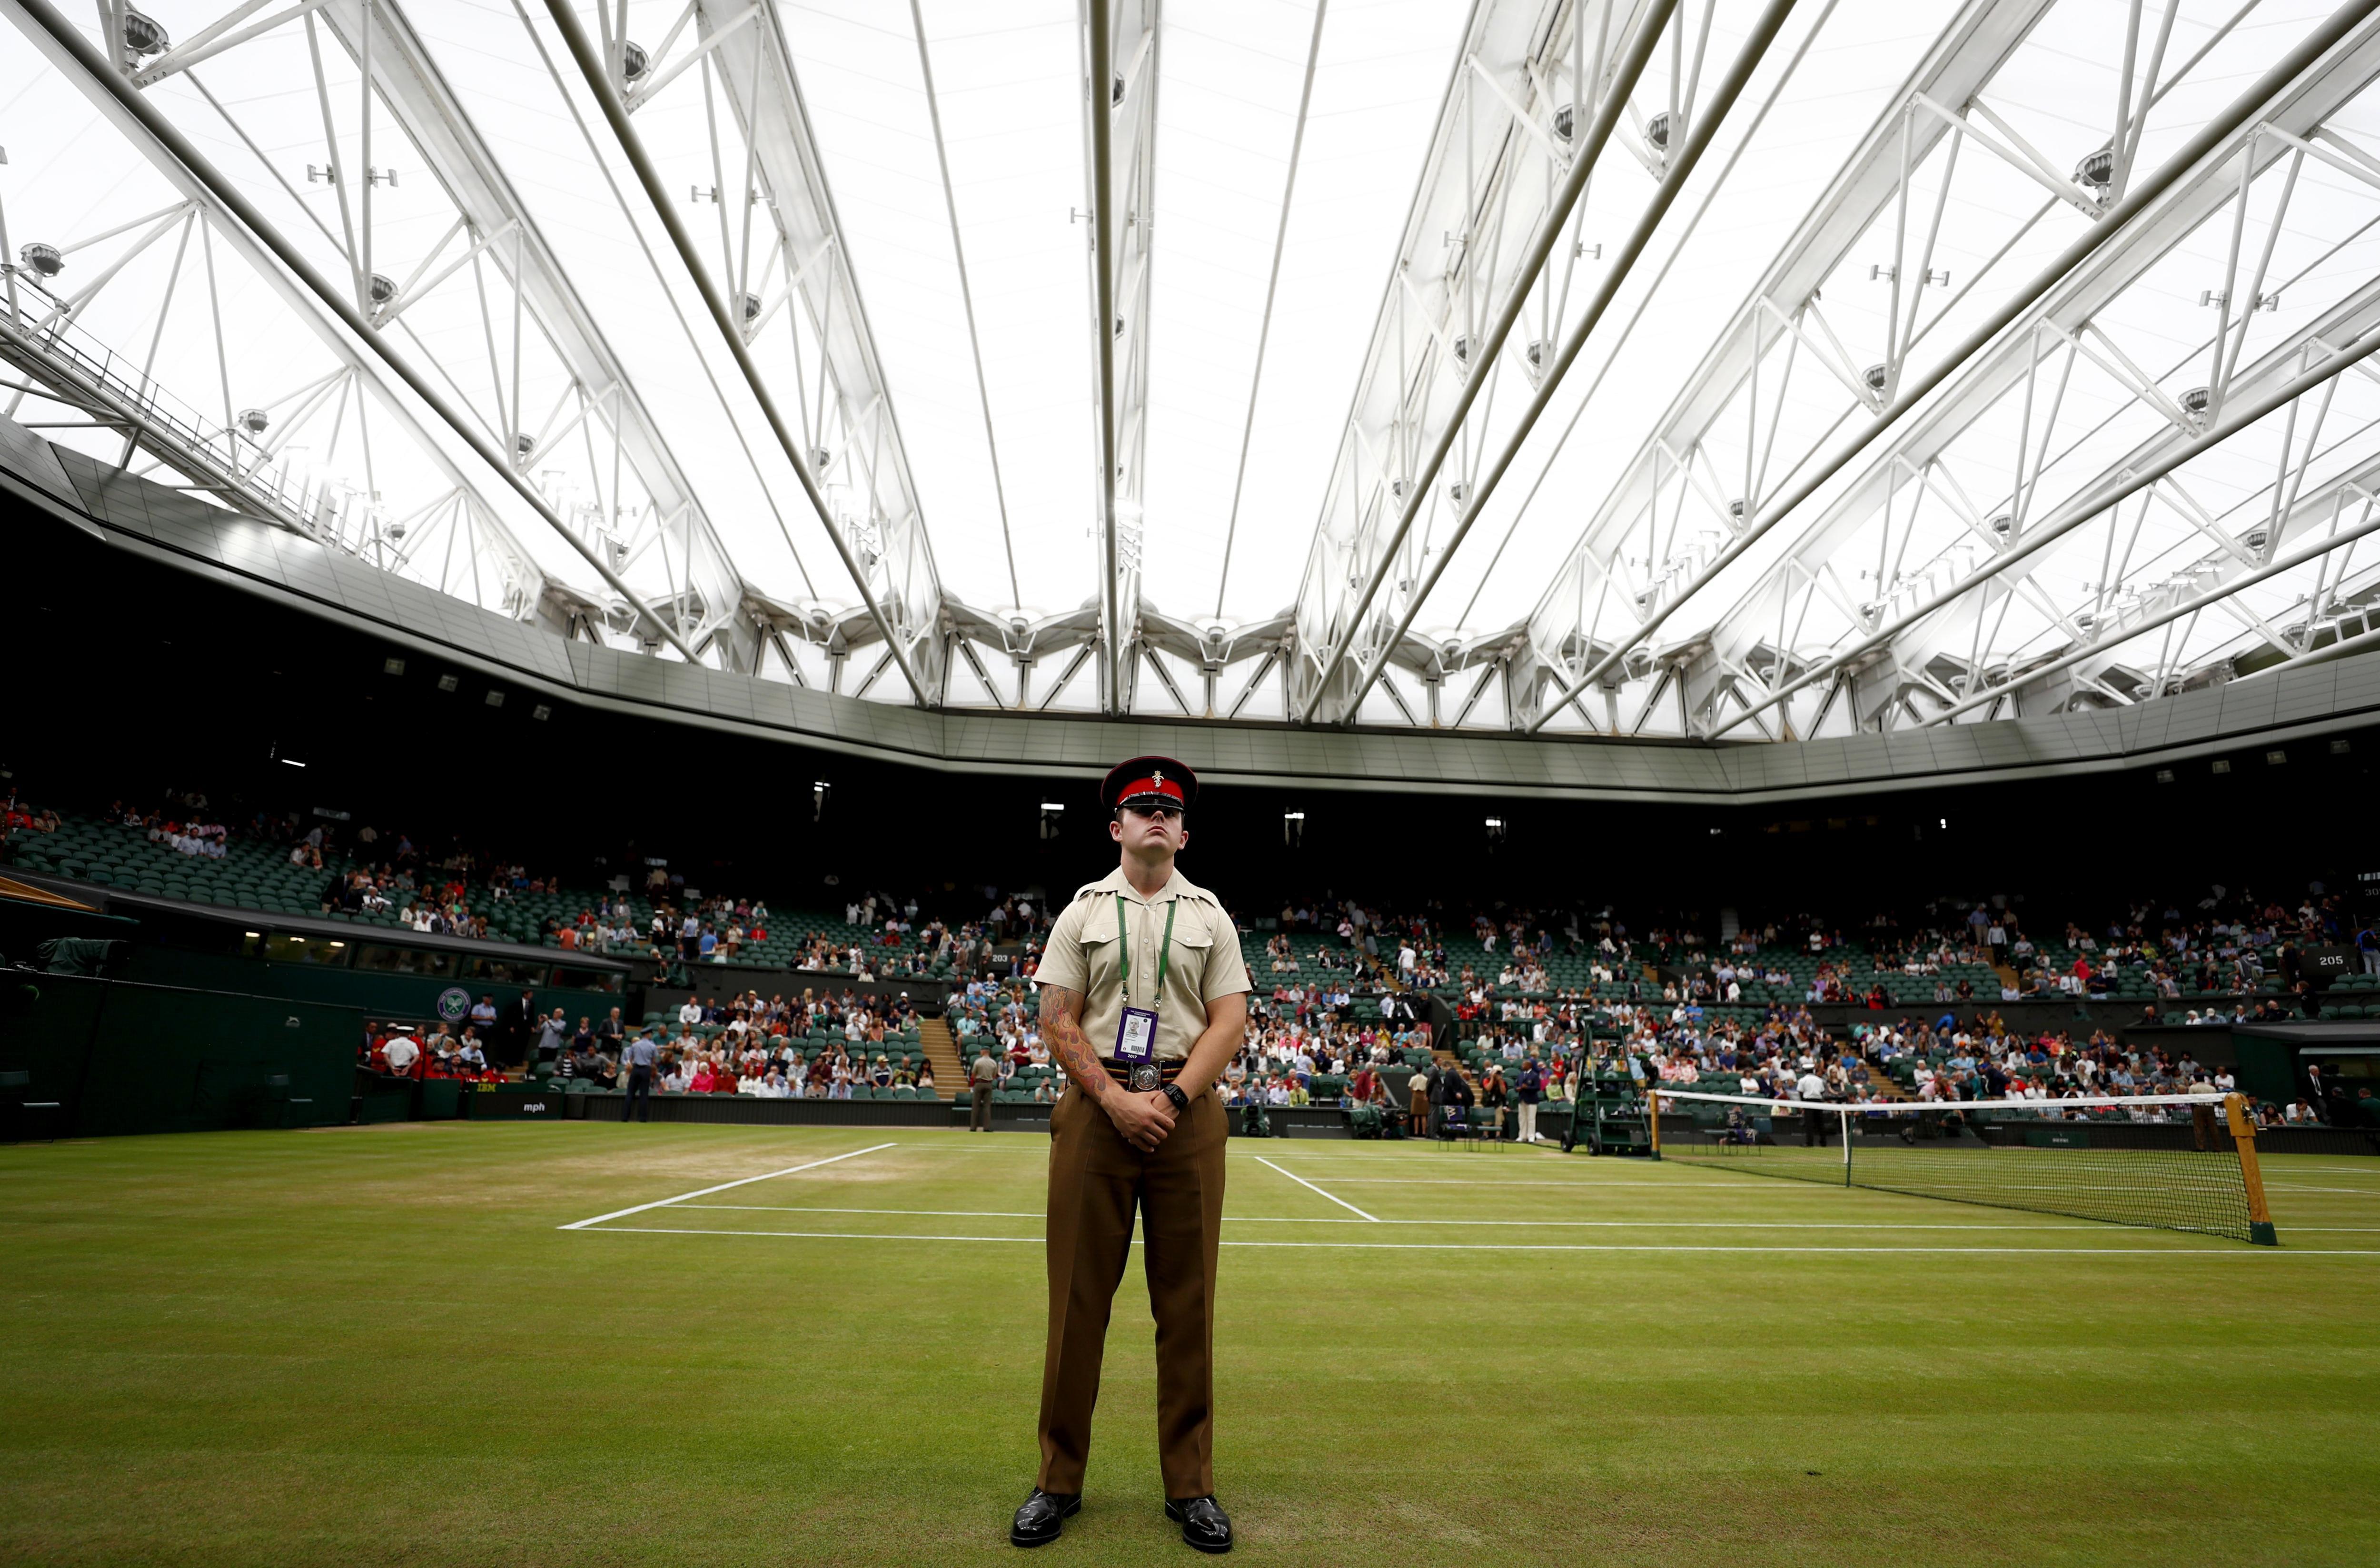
[917,1015,962,1102]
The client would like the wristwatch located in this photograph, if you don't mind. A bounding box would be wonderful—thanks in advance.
[1160,1082,1190,1113]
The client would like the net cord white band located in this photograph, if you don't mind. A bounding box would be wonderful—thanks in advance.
[1645,1089,2232,1115]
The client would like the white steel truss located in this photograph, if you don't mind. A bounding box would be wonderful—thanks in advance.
[1683,24,2380,737]
[1516,0,2380,737]
[5,0,2380,740]
[564,0,946,700]
[1284,0,1686,724]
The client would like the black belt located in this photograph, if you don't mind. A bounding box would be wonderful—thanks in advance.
[1102,1058,1184,1092]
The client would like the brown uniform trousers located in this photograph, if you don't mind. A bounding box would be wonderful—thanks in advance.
[1036,1078,1227,1500]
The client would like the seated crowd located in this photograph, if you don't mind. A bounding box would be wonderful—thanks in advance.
[13,783,2379,1129]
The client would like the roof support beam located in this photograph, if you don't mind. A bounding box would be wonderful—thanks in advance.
[317,0,758,668]
[1526,0,2380,733]
[1333,0,1797,726]
[1927,465,2380,722]
[1723,322,2380,733]
[1084,0,1159,715]
[4,0,702,658]
[545,0,934,703]
[1291,0,1676,725]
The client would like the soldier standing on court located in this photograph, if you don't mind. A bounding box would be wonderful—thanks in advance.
[1009,755,1249,1555]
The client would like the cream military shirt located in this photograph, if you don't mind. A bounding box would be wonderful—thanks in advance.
[1033,865,1250,1062]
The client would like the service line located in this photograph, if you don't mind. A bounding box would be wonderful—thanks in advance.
[1255,1156,1379,1221]
[558,1142,896,1231]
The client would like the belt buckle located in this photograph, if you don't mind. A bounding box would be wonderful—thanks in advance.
[1130,1062,1161,1092]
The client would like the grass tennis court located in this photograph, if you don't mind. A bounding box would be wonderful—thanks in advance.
[4,1124,2377,1566]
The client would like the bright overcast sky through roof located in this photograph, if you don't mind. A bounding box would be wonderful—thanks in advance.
[3,0,2378,734]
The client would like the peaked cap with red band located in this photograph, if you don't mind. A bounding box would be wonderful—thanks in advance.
[1101,754,1197,813]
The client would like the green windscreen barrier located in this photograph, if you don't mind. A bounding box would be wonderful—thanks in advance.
[0,973,359,1137]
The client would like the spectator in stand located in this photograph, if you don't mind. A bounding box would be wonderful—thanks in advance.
[621,1032,658,1121]
[970,1042,1000,1131]
[533,1007,569,1072]
[1796,1062,1828,1146]
[1515,1057,1546,1143]
[1479,1064,1508,1138]
[501,990,537,1068]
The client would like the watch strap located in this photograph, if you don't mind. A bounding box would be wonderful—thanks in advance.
[1160,1082,1190,1112]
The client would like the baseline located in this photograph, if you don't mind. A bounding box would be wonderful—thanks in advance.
[667,1203,2110,1231]
[567,1226,2379,1254]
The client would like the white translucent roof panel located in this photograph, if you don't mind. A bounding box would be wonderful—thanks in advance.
[896,0,1097,615]
[1199,0,1475,625]
[767,0,1015,611]
[5,0,2378,726]
[1440,0,1967,637]
[423,0,829,605]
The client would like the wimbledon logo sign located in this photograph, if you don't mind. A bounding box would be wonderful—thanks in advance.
[436,987,471,1023]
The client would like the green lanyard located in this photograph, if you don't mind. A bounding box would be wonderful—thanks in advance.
[1115,893,1178,1007]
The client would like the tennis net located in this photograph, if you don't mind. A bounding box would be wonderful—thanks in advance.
[1647,1089,2276,1245]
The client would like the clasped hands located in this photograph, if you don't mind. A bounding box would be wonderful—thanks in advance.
[1101,1085,1178,1151]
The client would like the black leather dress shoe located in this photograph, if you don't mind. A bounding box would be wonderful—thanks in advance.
[1164,1495,1233,1554]
[1010,1488,1081,1548]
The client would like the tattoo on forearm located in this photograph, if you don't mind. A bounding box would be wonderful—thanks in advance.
[1042,987,1107,1095]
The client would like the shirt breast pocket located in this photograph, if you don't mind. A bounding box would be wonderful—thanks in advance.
[1077,925,1121,995]
[1170,921,1214,996]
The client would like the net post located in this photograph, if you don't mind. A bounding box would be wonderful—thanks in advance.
[2225,1092,2278,1246]
[1840,1104,1851,1187]
[1648,1088,1661,1160]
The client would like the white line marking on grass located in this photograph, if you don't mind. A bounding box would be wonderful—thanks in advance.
[558,1143,897,1231]
[567,1227,2379,1255]
[679,1204,1045,1219]
[1208,1240,2380,1255]
[1313,1179,1847,1188]
[588,1225,1038,1244]
[2265,1184,2380,1195]
[1255,1157,1379,1221]
[669,1204,2104,1231]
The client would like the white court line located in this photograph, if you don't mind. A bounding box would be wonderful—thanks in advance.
[1312,1179,1848,1188]
[569,1226,2378,1255]
[681,1203,1046,1219]
[1255,1157,1379,1221]
[558,1142,896,1231]
[2265,1184,2380,1195]
[673,1203,2103,1231]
